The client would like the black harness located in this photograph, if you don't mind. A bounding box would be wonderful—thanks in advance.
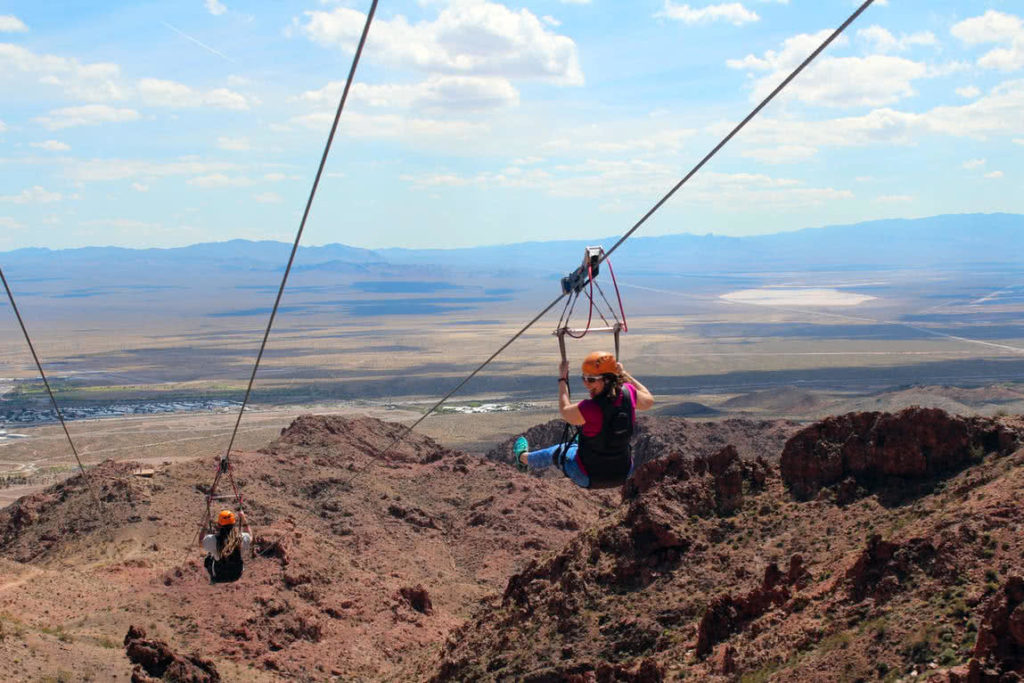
[205,541,244,583]
[556,388,634,488]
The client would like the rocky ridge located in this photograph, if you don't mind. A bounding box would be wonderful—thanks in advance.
[430,410,1024,681]
[0,409,1022,682]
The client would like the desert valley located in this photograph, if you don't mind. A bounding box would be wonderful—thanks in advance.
[1,217,1023,681]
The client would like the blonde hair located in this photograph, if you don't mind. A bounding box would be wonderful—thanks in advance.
[217,523,241,558]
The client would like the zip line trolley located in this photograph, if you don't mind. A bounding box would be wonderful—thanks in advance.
[554,246,628,364]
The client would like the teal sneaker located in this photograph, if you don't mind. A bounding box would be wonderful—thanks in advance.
[513,436,529,472]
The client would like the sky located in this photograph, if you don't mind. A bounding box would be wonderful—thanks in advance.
[1,0,1022,251]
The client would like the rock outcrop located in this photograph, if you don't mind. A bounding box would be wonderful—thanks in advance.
[0,460,148,561]
[844,535,951,603]
[695,560,804,657]
[780,407,1019,500]
[973,576,1024,676]
[124,625,220,682]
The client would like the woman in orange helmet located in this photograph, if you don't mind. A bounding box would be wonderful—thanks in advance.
[201,509,252,584]
[514,352,654,489]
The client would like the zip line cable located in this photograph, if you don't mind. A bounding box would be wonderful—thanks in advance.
[599,0,876,267]
[342,0,876,485]
[0,266,104,511]
[198,0,379,533]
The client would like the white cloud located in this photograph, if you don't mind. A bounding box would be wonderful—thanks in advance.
[726,107,918,156]
[302,75,519,112]
[728,31,926,107]
[252,192,282,203]
[920,79,1024,139]
[187,173,256,188]
[0,119,6,132]
[0,15,28,32]
[956,85,980,98]
[34,104,140,129]
[874,194,913,203]
[299,0,584,85]
[542,16,561,28]
[978,45,1024,72]
[857,26,936,54]
[922,61,971,80]
[0,217,26,230]
[131,182,149,192]
[0,44,253,109]
[82,218,163,231]
[1014,138,1024,145]
[984,170,1004,179]
[205,0,227,16]
[963,158,986,170]
[541,126,696,155]
[740,144,819,163]
[217,136,251,151]
[951,10,1024,72]
[64,157,240,183]
[951,11,1023,46]
[137,78,252,110]
[291,110,490,141]
[403,162,851,206]
[0,44,126,101]
[727,78,1024,164]
[0,186,62,204]
[263,173,288,182]
[30,139,71,151]
[658,2,759,26]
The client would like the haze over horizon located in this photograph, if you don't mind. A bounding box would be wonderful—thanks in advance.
[2,1,1022,252]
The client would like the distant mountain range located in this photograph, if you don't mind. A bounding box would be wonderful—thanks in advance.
[380,212,1024,274]
[1,213,1021,289]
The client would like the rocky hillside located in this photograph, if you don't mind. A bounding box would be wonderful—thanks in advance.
[1,409,1022,682]
[430,408,1024,682]
[0,415,615,681]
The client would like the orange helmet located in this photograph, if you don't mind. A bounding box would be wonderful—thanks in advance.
[582,351,617,376]
[217,510,236,527]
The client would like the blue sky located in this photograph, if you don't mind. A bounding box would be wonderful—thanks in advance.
[1,0,1022,250]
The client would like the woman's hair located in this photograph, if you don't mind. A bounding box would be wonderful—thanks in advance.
[600,372,624,400]
[217,523,241,558]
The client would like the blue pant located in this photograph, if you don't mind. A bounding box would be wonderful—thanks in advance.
[526,442,591,489]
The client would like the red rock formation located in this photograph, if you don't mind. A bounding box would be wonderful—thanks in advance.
[623,444,750,516]
[123,625,220,682]
[0,460,145,561]
[269,414,456,464]
[695,561,796,657]
[973,576,1024,675]
[399,585,433,615]
[844,535,950,603]
[780,408,1019,500]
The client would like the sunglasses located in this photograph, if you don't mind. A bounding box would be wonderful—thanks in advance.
[581,375,604,384]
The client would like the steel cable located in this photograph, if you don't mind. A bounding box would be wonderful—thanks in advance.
[341,0,876,485]
[196,0,377,532]
[0,266,104,511]
[216,0,378,468]
[599,0,877,266]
